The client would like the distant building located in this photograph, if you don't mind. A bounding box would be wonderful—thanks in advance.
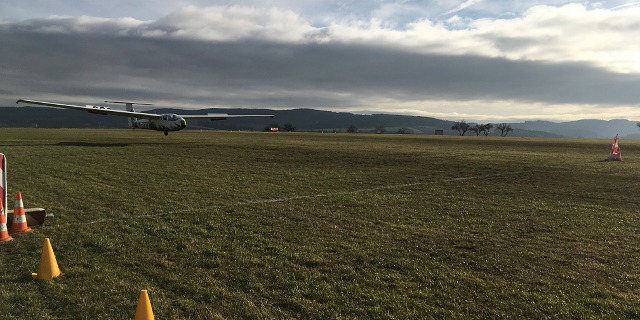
[435,129,444,135]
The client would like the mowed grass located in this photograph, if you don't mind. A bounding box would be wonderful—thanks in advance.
[0,128,639,319]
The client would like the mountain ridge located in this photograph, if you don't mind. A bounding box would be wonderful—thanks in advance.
[1,106,638,139]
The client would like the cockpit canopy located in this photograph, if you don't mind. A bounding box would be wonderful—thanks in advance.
[161,114,180,121]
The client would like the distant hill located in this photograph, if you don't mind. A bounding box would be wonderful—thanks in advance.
[0,106,457,134]
[1,106,638,139]
[512,119,640,139]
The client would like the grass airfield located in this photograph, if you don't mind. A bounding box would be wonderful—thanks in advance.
[0,128,639,319]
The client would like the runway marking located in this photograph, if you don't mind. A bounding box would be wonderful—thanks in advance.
[65,171,519,226]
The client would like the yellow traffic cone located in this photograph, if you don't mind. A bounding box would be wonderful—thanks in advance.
[32,238,61,279]
[135,290,155,320]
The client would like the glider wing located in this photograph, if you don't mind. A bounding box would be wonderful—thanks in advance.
[16,99,163,120]
[180,113,275,120]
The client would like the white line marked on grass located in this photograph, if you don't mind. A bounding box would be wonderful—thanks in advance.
[67,171,519,226]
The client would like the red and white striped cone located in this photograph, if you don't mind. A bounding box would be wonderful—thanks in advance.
[10,192,33,234]
[613,150,622,161]
[0,199,13,242]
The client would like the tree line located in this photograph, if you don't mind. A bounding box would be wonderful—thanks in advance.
[265,120,515,136]
[266,123,411,134]
[451,120,513,137]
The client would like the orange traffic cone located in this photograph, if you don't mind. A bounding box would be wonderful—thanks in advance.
[135,290,155,320]
[10,191,33,234]
[0,200,13,242]
[32,238,61,279]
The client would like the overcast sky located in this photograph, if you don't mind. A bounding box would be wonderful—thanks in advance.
[2,1,640,122]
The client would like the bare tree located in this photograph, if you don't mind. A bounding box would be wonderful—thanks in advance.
[482,123,493,136]
[470,124,482,136]
[346,125,358,133]
[282,123,296,132]
[451,120,471,136]
[496,123,513,137]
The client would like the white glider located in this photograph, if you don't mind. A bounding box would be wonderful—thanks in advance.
[16,99,274,135]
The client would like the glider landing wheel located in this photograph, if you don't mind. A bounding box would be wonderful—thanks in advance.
[164,131,169,136]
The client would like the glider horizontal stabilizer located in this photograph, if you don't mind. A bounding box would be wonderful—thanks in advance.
[104,100,154,106]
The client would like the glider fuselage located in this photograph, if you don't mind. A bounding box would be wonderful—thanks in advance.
[130,114,187,133]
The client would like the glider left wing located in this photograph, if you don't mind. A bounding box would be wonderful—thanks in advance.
[17,99,275,120]
[16,99,162,119]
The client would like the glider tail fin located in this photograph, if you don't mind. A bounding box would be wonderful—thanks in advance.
[104,100,153,128]
[126,103,135,128]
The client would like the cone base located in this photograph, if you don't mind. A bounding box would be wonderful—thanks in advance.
[10,227,33,234]
[32,271,62,280]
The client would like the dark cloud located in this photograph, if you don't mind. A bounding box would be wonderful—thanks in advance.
[2,27,640,114]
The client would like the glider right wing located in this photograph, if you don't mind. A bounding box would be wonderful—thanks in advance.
[180,113,275,120]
